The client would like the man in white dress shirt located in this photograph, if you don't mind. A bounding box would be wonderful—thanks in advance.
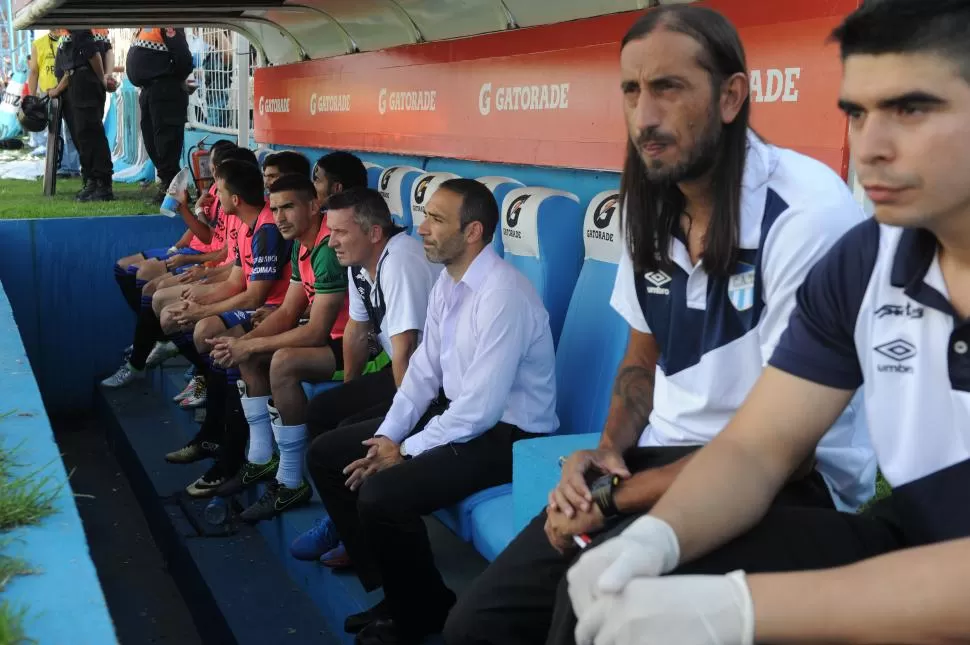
[308,178,559,645]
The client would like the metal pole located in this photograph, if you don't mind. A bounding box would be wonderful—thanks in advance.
[234,31,250,149]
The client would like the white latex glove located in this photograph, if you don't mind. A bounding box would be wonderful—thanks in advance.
[566,515,679,617]
[574,570,755,645]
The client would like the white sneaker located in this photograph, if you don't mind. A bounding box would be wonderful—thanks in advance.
[173,375,204,403]
[179,377,207,409]
[101,362,144,388]
[145,341,180,368]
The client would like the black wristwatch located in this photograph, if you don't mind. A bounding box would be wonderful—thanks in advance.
[589,474,621,518]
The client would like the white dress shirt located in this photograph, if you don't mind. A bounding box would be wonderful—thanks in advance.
[376,245,559,457]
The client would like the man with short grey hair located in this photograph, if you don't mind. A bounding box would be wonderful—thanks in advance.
[288,186,440,567]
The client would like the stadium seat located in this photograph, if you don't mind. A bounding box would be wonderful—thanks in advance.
[435,186,585,547]
[499,187,584,346]
[363,162,385,190]
[409,171,461,241]
[475,176,525,258]
[511,189,627,530]
[377,165,424,231]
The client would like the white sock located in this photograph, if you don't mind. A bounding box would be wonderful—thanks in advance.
[272,415,307,489]
[241,393,273,465]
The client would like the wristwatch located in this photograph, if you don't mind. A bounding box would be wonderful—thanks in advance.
[399,442,410,459]
[589,474,621,518]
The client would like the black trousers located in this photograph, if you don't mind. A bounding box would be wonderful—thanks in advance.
[443,446,898,645]
[67,67,112,182]
[307,404,537,636]
[305,367,397,443]
[139,78,188,189]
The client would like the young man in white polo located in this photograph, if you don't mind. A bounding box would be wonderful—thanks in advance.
[288,187,440,565]
[565,2,970,644]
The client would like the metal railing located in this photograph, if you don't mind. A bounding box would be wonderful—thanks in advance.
[186,27,257,135]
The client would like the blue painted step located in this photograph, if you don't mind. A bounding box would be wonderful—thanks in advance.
[97,375,338,645]
[106,363,489,645]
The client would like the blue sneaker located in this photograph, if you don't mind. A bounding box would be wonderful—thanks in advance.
[290,516,342,561]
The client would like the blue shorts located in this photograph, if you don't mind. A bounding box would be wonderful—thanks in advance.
[142,247,203,261]
[219,309,254,332]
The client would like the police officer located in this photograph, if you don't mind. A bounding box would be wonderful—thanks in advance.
[126,27,193,202]
[54,29,114,202]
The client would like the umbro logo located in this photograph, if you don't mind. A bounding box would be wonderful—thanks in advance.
[644,271,672,295]
[875,339,916,374]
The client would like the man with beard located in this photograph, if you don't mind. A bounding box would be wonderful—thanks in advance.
[566,1,970,644]
[443,6,875,645]
[310,178,559,645]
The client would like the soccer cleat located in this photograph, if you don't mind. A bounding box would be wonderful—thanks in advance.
[179,377,207,409]
[185,462,227,498]
[173,375,204,403]
[290,515,343,562]
[214,455,279,497]
[145,341,180,368]
[100,362,144,388]
[239,480,311,524]
[320,543,352,569]
[165,439,220,464]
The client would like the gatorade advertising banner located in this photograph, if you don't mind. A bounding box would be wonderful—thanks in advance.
[254,0,859,176]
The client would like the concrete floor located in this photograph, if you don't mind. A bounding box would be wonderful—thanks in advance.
[53,416,204,645]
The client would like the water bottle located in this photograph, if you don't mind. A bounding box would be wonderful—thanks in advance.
[204,497,229,526]
[160,167,192,217]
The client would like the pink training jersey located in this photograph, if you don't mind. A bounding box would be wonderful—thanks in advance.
[234,202,292,307]
[189,185,227,254]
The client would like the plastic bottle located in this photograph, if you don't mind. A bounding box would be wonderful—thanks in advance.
[159,167,192,217]
[204,497,229,526]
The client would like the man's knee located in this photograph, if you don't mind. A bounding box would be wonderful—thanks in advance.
[159,308,179,335]
[269,348,302,385]
[193,317,224,353]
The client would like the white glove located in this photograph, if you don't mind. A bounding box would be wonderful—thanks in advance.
[574,570,755,645]
[566,515,679,617]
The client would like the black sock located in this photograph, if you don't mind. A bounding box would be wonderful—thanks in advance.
[195,357,225,445]
[221,367,248,473]
[170,331,207,372]
[114,264,141,313]
[129,295,164,370]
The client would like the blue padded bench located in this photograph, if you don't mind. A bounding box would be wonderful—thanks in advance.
[433,186,585,549]
[377,165,424,231]
[363,162,385,189]
[469,189,628,555]
[475,176,524,258]
[408,171,461,241]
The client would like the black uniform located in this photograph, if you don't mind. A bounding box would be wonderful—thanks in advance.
[126,28,193,191]
[58,30,113,201]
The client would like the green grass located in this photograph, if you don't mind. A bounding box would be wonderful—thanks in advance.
[0,601,29,645]
[0,415,63,645]
[0,177,158,219]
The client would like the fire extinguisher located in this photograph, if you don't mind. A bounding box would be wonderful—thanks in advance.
[187,135,212,194]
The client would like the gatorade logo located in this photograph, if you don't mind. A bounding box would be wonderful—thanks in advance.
[378,88,437,115]
[380,168,395,191]
[749,68,801,103]
[504,195,529,239]
[479,82,570,116]
[258,96,290,116]
[414,175,434,205]
[587,193,619,242]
